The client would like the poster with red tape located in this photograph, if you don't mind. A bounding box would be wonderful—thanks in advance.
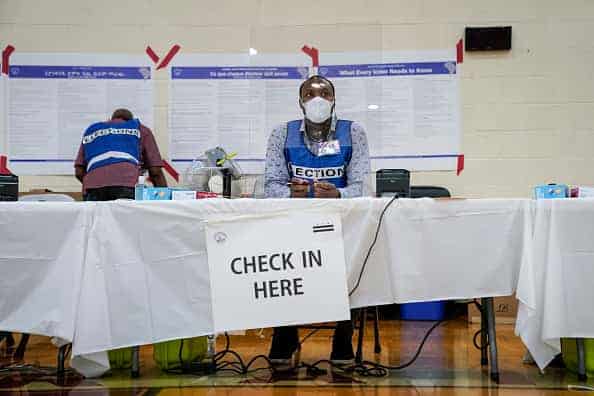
[6,53,153,175]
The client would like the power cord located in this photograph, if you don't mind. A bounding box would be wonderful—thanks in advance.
[208,314,449,379]
[202,196,403,376]
[297,319,446,378]
[210,333,276,376]
[349,194,399,297]
[0,361,79,379]
[299,329,320,345]
[171,196,472,378]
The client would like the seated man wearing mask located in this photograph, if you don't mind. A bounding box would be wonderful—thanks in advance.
[264,75,371,365]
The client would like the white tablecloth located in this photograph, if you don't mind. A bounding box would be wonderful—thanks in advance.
[515,198,594,370]
[1,198,531,376]
[0,202,91,343]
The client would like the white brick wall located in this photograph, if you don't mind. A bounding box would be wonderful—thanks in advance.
[1,0,593,196]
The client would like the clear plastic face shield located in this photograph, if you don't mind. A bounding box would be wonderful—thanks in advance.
[299,77,340,156]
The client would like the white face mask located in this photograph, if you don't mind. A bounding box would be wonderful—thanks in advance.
[302,97,334,123]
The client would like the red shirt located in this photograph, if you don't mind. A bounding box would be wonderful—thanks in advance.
[74,119,164,191]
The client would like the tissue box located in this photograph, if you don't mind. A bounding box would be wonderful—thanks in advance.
[136,187,221,201]
[196,191,220,199]
[171,190,197,200]
[570,186,594,198]
[171,190,221,200]
[136,187,172,201]
[534,184,568,199]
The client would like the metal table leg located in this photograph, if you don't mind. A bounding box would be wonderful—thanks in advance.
[577,338,587,381]
[480,300,488,366]
[131,346,140,378]
[483,297,500,383]
[355,308,366,363]
[14,334,30,360]
[373,307,381,354]
[0,332,15,356]
[57,345,67,376]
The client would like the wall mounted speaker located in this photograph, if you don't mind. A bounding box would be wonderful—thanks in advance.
[465,26,512,51]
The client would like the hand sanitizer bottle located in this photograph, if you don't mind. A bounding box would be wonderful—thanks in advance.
[134,175,146,201]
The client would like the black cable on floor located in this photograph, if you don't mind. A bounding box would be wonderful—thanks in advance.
[299,319,446,377]
[299,329,320,345]
[0,363,78,376]
[190,196,476,378]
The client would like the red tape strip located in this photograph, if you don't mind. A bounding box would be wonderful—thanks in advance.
[456,39,463,64]
[156,45,181,70]
[145,45,181,70]
[162,160,179,182]
[301,45,319,67]
[456,154,465,175]
[0,155,12,175]
[2,45,15,75]
[145,46,160,64]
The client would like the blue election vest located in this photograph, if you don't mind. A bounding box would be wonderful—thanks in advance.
[82,119,141,172]
[284,119,352,190]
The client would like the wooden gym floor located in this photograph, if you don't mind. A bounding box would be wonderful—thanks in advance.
[1,316,592,395]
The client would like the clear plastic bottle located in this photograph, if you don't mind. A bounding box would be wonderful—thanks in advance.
[134,175,146,201]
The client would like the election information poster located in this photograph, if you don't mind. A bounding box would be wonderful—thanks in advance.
[0,66,5,155]
[169,50,460,172]
[319,50,460,171]
[6,53,154,175]
[205,211,350,333]
[169,53,308,173]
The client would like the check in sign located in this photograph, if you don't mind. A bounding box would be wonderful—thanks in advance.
[205,211,350,333]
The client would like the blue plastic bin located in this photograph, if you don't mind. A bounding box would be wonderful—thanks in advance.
[400,301,446,321]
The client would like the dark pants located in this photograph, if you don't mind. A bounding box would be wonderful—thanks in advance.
[84,186,135,201]
[269,319,354,361]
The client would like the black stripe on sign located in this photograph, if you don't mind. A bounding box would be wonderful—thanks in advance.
[313,225,334,230]
[313,226,334,233]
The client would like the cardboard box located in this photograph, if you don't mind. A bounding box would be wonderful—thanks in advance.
[468,296,518,324]
[171,190,197,200]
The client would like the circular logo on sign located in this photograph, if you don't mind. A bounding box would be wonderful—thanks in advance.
[138,67,150,80]
[297,67,309,79]
[214,232,227,243]
[445,61,456,74]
